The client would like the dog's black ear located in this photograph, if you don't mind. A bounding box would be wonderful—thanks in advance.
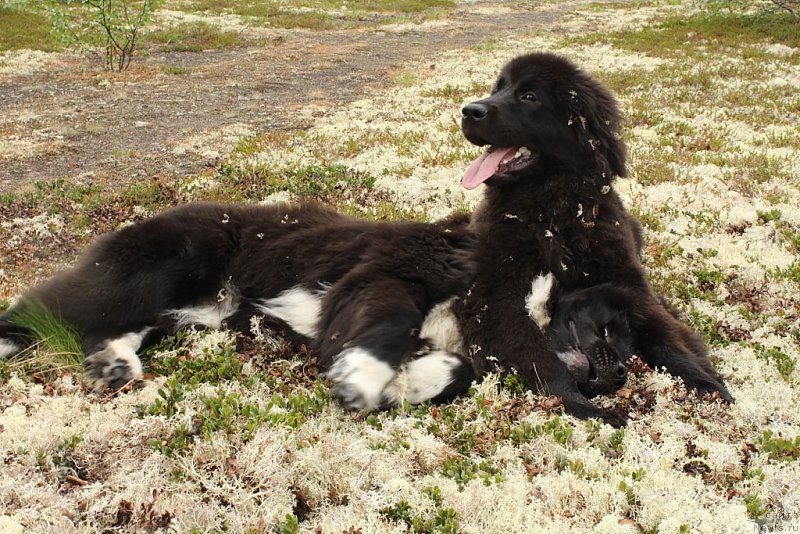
[568,73,627,179]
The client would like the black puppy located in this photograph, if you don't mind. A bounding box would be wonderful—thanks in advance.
[526,273,634,398]
[450,52,731,425]
[0,202,476,410]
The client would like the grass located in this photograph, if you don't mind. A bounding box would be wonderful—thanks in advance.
[180,0,454,29]
[564,11,800,58]
[0,6,62,52]
[144,22,241,52]
[2,300,83,375]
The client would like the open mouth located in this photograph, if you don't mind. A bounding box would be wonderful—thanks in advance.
[461,145,538,190]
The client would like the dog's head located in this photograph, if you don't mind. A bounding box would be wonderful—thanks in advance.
[460,52,626,190]
[547,283,635,397]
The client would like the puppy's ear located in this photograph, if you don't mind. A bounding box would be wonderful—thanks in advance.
[568,74,627,179]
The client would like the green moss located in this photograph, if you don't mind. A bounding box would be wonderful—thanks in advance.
[0,7,62,52]
[144,22,241,52]
[565,11,800,58]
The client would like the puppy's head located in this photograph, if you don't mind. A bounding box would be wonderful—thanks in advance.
[548,284,635,397]
[460,52,625,190]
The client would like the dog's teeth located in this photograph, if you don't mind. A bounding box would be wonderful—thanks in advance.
[519,147,532,156]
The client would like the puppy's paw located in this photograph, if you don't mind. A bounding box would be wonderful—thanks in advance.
[684,375,734,403]
[83,345,143,392]
[562,397,627,428]
[327,348,396,411]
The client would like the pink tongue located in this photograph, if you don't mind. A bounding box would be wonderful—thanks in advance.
[461,147,519,190]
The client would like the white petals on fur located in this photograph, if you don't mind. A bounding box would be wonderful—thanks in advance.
[525,273,554,330]
[419,299,464,354]
[327,348,396,411]
[255,286,323,338]
[0,338,21,358]
[403,350,463,404]
[168,285,240,330]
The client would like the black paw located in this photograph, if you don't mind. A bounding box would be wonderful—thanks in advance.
[685,376,734,403]
[563,398,627,427]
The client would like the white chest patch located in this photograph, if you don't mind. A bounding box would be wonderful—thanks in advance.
[525,272,555,331]
[419,298,464,354]
[255,286,323,339]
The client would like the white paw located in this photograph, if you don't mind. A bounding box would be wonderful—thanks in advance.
[327,348,396,411]
[83,331,147,391]
[403,350,466,404]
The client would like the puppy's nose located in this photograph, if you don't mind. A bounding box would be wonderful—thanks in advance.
[614,362,627,379]
[462,102,489,121]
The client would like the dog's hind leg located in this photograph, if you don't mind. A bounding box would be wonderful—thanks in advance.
[314,273,428,411]
[82,328,157,391]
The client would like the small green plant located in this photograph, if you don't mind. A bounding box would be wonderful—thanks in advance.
[501,372,527,396]
[37,435,86,481]
[137,377,186,418]
[743,492,770,521]
[380,487,459,533]
[47,0,161,71]
[752,343,796,382]
[756,430,800,461]
[440,456,501,488]
[279,513,300,534]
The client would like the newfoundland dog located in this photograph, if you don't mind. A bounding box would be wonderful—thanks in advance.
[0,53,731,425]
[448,52,732,424]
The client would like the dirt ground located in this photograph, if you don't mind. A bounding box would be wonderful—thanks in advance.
[0,1,581,193]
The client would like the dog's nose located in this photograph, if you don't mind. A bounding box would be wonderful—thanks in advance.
[614,362,627,379]
[462,102,489,121]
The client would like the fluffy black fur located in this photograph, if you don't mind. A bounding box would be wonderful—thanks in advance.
[544,281,636,398]
[453,52,732,425]
[0,202,476,409]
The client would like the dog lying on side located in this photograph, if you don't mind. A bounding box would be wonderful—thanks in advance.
[0,202,477,410]
[526,273,635,399]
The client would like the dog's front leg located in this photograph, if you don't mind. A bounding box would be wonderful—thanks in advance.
[635,298,733,402]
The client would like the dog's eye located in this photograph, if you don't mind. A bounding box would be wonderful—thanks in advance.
[520,91,538,102]
[602,325,610,338]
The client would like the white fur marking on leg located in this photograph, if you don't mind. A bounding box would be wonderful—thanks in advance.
[404,350,463,404]
[85,328,151,391]
[420,298,464,354]
[104,333,146,379]
[0,339,22,358]
[168,285,240,330]
[327,347,396,410]
[525,272,555,331]
[256,286,322,338]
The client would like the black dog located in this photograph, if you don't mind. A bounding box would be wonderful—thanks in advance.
[0,202,477,410]
[1,53,732,426]
[447,52,731,425]
[526,273,635,398]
